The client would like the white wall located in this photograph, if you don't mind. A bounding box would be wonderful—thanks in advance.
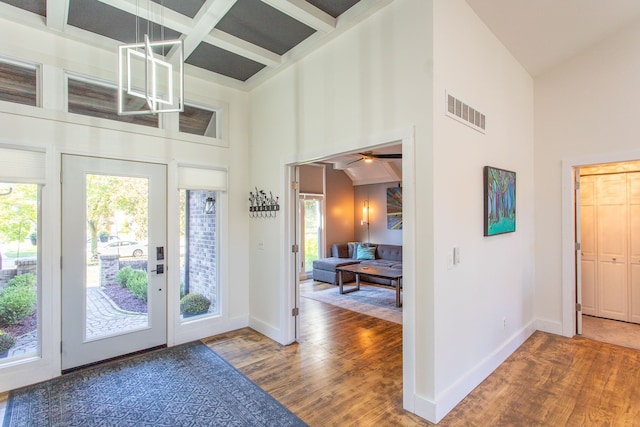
[0,16,250,391]
[430,1,536,420]
[534,20,640,335]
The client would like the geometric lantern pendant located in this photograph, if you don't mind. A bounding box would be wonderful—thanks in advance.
[118,35,184,115]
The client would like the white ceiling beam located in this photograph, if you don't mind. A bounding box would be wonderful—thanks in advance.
[205,29,281,67]
[179,0,238,59]
[244,0,392,90]
[97,0,193,35]
[46,0,69,32]
[261,0,335,33]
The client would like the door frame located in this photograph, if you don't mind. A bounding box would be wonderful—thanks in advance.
[561,150,640,337]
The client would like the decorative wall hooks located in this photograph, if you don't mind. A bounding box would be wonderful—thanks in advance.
[249,187,280,218]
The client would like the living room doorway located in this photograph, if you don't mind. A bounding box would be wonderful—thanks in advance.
[284,128,416,415]
[293,141,405,339]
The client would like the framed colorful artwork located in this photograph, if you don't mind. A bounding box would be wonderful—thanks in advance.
[386,186,402,230]
[483,166,516,236]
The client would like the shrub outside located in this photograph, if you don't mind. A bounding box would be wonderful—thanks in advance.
[115,267,147,302]
[0,273,37,326]
[0,329,15,353]
[180,293,211,316]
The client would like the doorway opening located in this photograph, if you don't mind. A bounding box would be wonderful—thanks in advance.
[575,160,640,350]
[293,142,404,336]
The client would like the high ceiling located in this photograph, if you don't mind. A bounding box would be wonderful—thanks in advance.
[4,1,640,88]
[0,0,390,90]
[465,0,640,77]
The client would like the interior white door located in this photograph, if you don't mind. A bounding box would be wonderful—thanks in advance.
[580,175,597,317]
[61,155,167,370]
[596,174,628,321]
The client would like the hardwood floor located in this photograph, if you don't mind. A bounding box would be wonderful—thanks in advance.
[3,296,640,425]
[206,297,640,426]
[204,296,426,426]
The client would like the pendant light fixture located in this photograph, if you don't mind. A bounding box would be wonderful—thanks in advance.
[118,0,184,115]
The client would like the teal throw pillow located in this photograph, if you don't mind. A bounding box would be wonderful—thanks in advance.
[356,245,376,260]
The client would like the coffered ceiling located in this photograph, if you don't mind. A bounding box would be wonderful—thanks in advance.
[0,0,390,90]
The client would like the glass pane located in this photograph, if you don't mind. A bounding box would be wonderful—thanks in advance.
[86,174,149,340]
[303,199,321,273]
[68,78,159,128]
[0,183,39,361]
[0,60,38,107]
[179,104,217,137]
[179,189,218,320]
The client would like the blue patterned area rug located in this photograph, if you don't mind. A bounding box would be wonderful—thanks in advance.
[3,341,307,427]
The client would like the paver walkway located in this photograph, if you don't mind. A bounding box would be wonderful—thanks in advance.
[7,287,147,358]
[86,287,147,340]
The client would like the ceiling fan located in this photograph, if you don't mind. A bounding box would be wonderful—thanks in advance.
[340,151,402,167]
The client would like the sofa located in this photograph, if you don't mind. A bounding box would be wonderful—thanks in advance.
[312,242,402,286]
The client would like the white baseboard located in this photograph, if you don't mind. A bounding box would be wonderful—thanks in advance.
[228,314,250,331]
[249,315,283,344]
[413,319,537,424]
[535,318,563,336]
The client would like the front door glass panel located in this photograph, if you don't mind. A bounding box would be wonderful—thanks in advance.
[85,174,149,340]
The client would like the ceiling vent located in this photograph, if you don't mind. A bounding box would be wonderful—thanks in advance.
[446,92,486,133]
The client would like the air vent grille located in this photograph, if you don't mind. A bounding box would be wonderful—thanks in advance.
[446,92,486,133]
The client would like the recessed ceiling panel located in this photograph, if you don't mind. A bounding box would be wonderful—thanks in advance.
[306,0,360,18]
[0,0,45,16]
[215,0,316,55]
[151,0,205,19]
[68,0,181,44]
[186,42,266,82]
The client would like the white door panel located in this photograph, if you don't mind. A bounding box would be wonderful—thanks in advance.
[61,155,167,370]
[597,261,628,321]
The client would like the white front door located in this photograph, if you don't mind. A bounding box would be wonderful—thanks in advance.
[61,155,167,370]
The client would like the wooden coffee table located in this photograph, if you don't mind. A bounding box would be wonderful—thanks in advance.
[336,264,403,307]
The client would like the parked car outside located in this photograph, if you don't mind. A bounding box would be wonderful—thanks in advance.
[97,240,147,258]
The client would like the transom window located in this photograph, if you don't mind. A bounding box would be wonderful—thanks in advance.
[0,57,39,107]
[66,75,159,128]
[179,103,219,138]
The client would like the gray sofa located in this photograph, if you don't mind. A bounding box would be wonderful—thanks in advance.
[312,242,402,286]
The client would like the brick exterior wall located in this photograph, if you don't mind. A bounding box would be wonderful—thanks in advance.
[184,190,217,312]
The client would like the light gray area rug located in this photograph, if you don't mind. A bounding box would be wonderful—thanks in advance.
[302,283,402,324]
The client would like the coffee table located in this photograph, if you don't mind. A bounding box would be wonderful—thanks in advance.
[336,264,403,307]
